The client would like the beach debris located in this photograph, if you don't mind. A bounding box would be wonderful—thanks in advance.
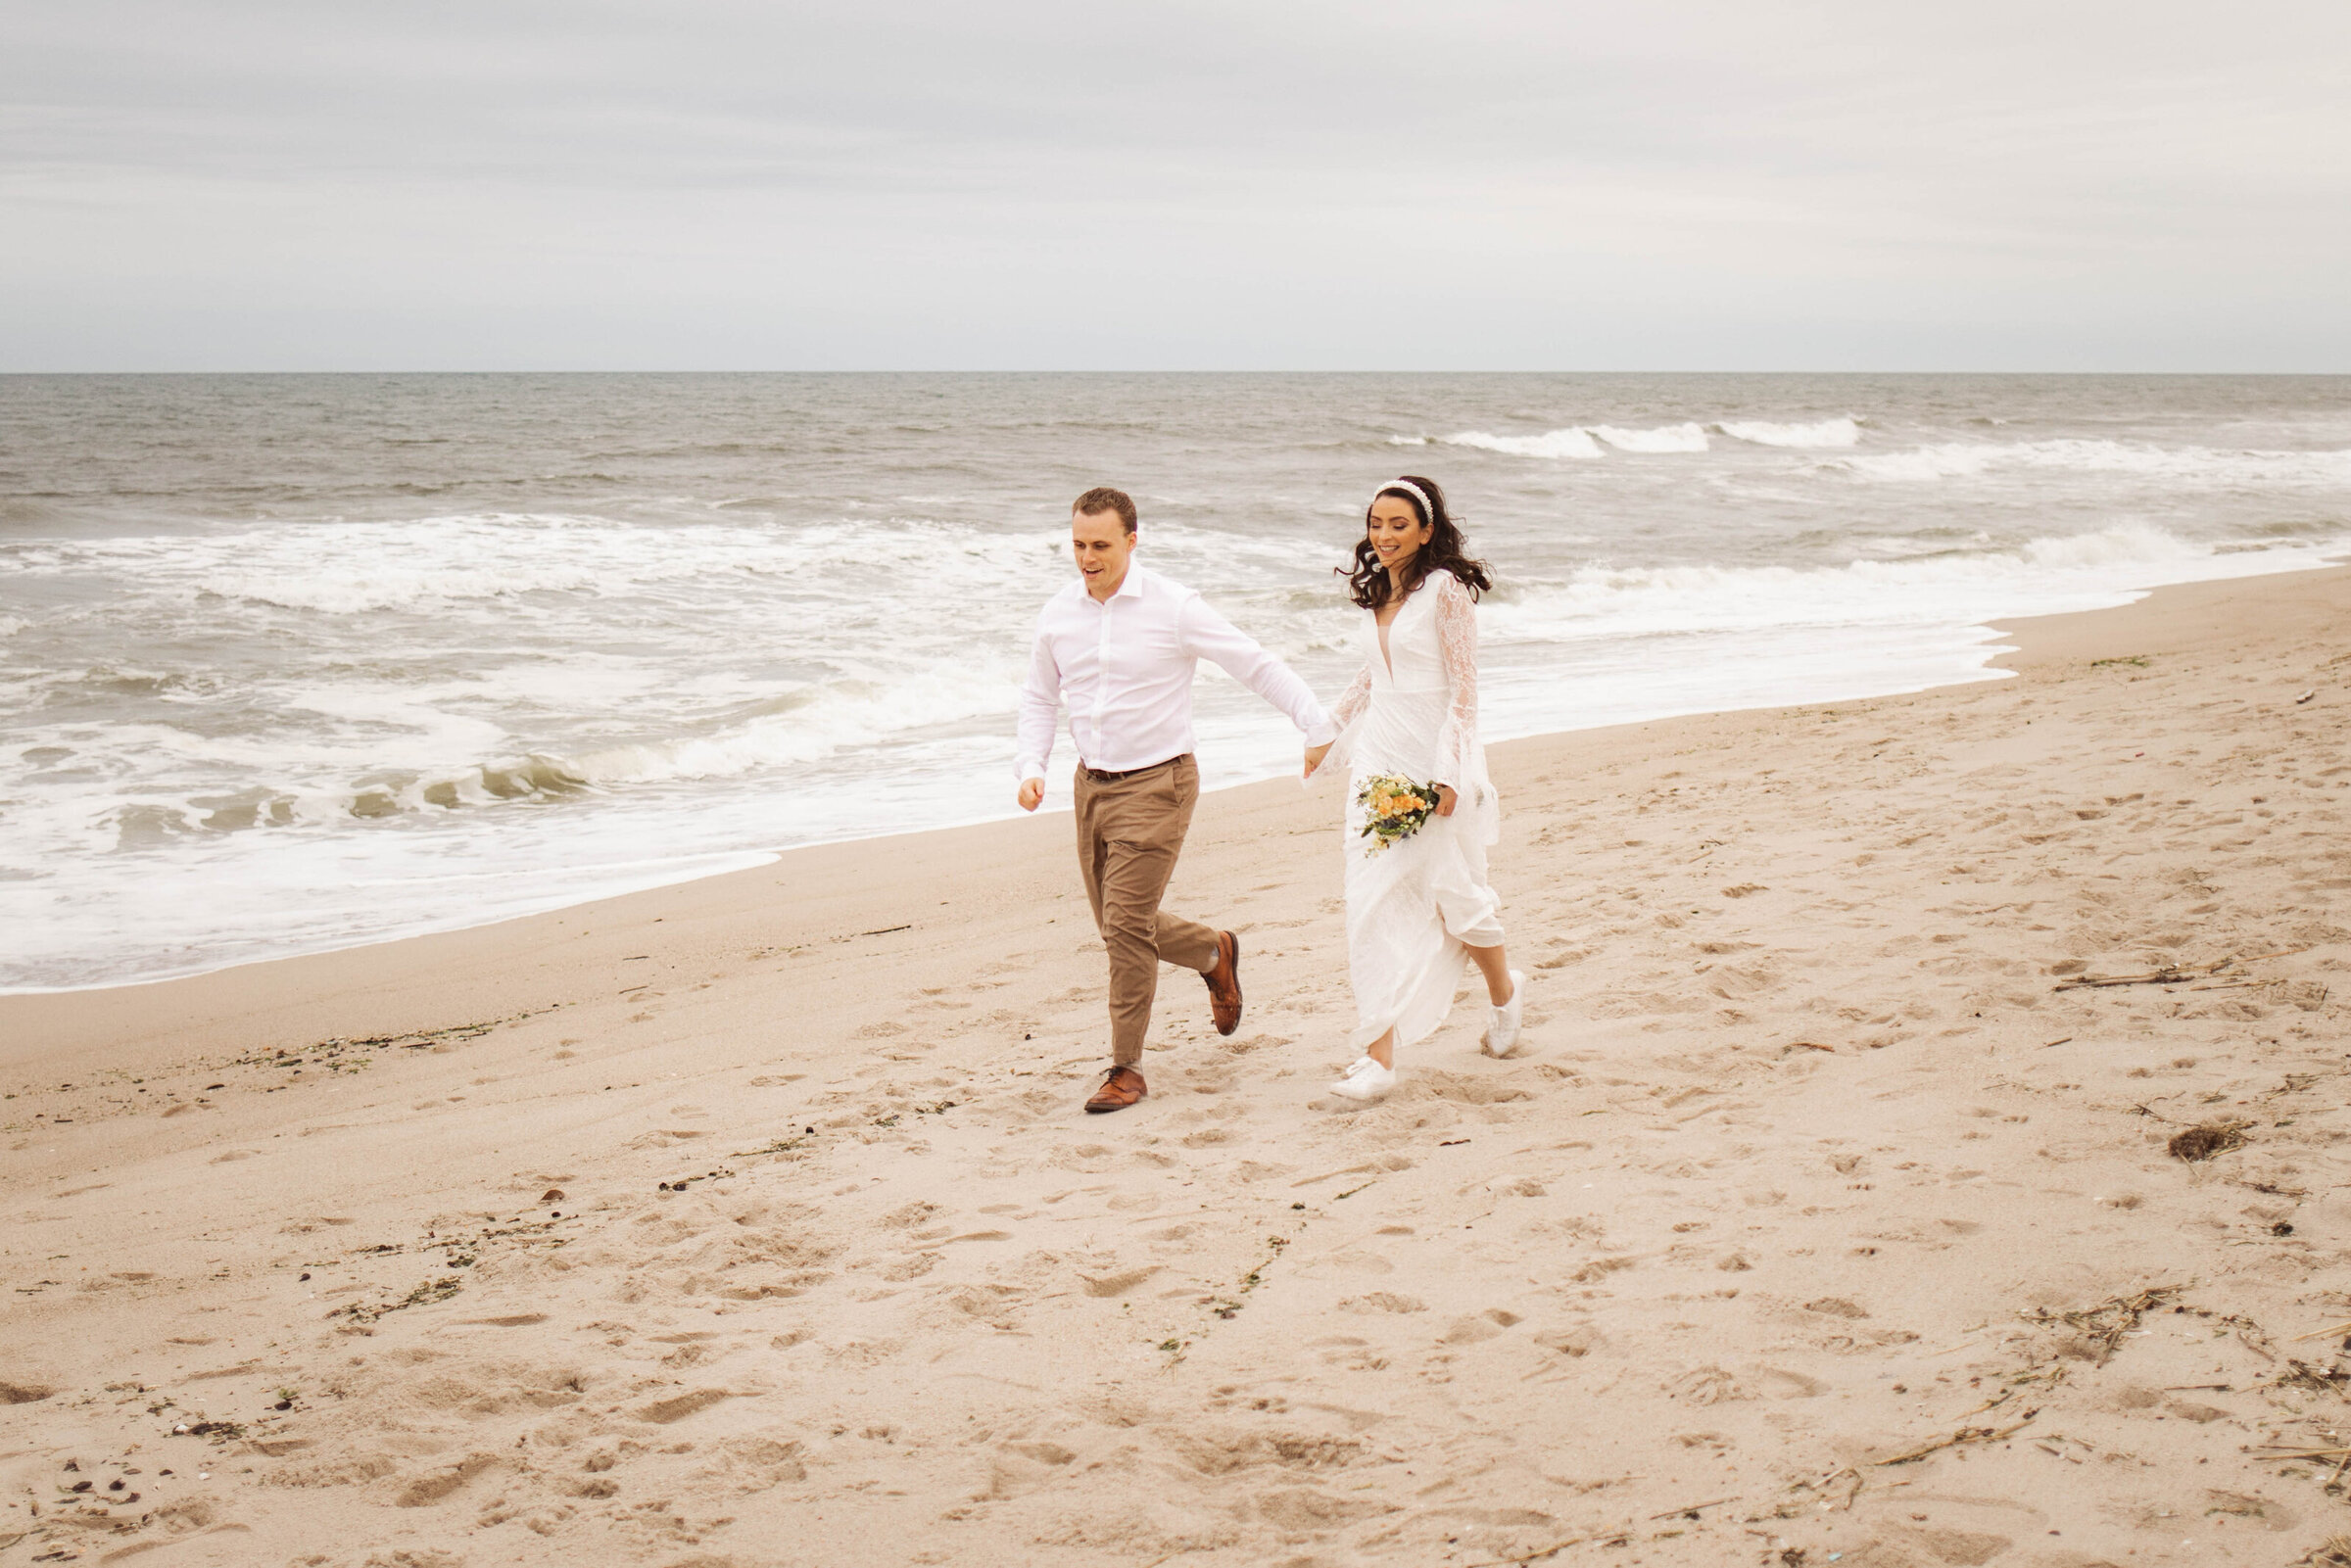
[2018,1285,2180,1365]
[1648,1493,1739,1520]
[656,1166,736,1191]
[2058,958,2231,990]
[2297,689,2317,704]
[540,1187,564,1202]
[2168,1122,2248,1162]
[2267,1360,2351,1398]
[1455,1536,1596,1568]
[1871,1406,2039,1466]
[224,1009,552,1079]
[330,1274,463,1323]
[2293,1535,2351,1568]
[2290,1318,2351,1344]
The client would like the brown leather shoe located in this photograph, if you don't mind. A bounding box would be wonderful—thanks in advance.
[1204,930,1242,1035]
[1084,1066,1147,1114]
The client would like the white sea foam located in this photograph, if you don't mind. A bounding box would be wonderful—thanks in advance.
[1443,427,1606,459]
[1831,439,2351,486]
[1489,525,2328,649]
[1716,417,1862,449]
[1590,423,1710,453]
[552,661,1023,788]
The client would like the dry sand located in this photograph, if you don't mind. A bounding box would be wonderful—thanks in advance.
[8,567,2351,1568]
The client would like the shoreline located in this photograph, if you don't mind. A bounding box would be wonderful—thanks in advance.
[8,563,2351,1564]
[14,546,2340,1007]
[0,562,2328,1056]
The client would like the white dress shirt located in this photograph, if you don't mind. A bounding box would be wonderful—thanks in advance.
[1016,560,1337,783]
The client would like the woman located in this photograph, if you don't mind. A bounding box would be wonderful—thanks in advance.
[1305,476,1522,1102]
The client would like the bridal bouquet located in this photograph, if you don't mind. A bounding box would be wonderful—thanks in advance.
[1354,774,1441,854]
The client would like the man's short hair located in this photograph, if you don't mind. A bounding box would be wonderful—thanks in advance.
[1073,487,1137,535]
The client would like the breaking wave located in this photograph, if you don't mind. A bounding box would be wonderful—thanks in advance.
[1590,423,1710,453]
[1715,417,1861,449]
[1442,428,1605,459]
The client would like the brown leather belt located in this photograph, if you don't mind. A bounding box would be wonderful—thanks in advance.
[1079,753,1189,784]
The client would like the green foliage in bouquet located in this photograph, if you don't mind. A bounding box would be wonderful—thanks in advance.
[1354,773,1441,855]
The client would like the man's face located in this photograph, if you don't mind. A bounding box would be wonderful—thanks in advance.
[1071,508,1135,596]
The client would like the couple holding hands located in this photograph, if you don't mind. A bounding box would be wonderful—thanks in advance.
[1015,480,1522,1113]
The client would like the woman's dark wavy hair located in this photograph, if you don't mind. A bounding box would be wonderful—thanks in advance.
[1343,475,1492,610]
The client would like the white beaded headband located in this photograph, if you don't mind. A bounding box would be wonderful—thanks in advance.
[1370,479,1437,523]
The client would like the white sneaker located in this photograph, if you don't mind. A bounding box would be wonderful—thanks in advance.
[1329,1055,1398,1102]
[1480,971,1528,1059]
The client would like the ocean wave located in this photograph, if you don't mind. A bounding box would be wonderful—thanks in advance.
[553,664,1019,788]
[1442,428,1605,459]
[80,656,1030,841]
[38,511,1059,620]
[1590,423,1710,453]
[1716,417,1861,449]
[1487,524,2339,645]
[1829,439,2351,487]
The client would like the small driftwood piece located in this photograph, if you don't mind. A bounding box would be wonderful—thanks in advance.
[2054,945,2312,993]
[2058,957,2232,991]
[1872,1408,2039,1466]
[2290,1318,2351,1344]
[1647,1494,1739,1521]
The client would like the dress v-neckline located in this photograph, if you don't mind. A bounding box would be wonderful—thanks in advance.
[1374,583,1416,679]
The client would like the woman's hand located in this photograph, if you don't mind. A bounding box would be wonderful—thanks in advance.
[1302,742,1333,780]
[1434,784,1459,818]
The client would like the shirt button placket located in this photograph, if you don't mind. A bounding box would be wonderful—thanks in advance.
[1092,597,1112,763]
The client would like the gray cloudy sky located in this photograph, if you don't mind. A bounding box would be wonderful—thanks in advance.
[5,1,2347,370]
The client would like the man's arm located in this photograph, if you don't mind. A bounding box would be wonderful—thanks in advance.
[1177,594,1338,745]
[1014,614,1062,810]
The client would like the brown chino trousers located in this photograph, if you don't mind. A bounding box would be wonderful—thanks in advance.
[1072,754,1221,1067]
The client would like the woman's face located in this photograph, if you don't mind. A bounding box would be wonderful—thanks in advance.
[1366,496,1430,576]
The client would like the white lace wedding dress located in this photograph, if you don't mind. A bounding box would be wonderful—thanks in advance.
[1324,568,1504,1053]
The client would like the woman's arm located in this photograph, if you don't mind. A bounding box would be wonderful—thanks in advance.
[1431,572,1479,800]
[1329,662,1373,731]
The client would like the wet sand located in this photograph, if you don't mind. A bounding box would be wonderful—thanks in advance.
[6,567,2351,1567]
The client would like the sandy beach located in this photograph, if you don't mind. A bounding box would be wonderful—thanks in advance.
[8,564,2351,1568]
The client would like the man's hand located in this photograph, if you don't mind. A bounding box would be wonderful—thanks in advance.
[1302,741,1333,780]
[1018,778,1044,813]
[1433,784,1460,818]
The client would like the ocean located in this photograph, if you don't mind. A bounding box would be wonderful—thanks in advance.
[4,372,2348,992]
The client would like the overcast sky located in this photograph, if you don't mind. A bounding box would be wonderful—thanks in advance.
[5,1,2347,371]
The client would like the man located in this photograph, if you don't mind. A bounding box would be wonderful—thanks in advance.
[1017,487,1337,1114]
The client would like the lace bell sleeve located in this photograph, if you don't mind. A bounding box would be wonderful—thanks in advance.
[1430,571,1480,794]
[1328,662,1372,732]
